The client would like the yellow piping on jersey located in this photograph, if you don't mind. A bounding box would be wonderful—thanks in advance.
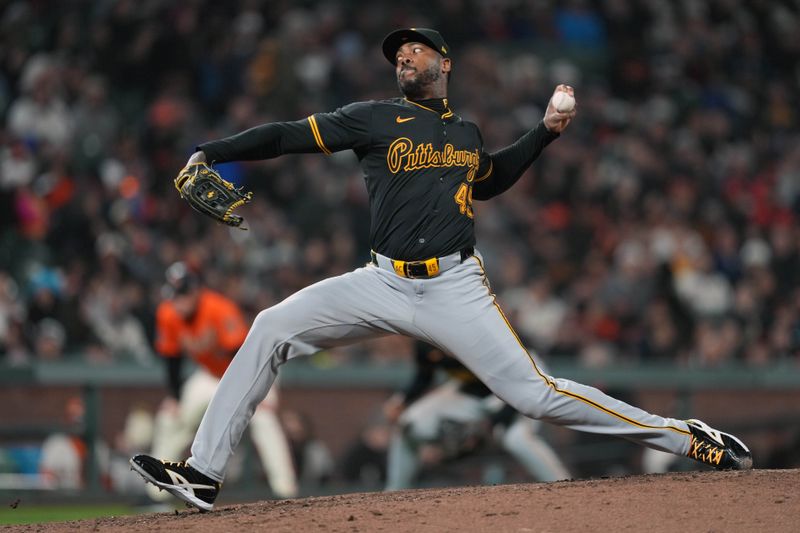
[474,159,493,182]
[469,255,691,437]
[307,115,332,155]
[403,98,453,119]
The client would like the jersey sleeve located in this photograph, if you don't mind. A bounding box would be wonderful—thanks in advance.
[198,101,373,162]
[198,119,323,162]
[308,101,373,155]
[472,121,559,200]
[473,150,494,186]
[467,124,493,189]
[154,303,182,358]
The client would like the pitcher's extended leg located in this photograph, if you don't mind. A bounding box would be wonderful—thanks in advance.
[418,257,692,455]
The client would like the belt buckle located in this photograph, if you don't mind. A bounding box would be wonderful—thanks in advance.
[391,257,440,278]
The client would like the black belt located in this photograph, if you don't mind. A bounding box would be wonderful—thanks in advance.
[370,247,475,279]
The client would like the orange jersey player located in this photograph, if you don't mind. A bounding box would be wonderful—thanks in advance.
[155,274,249,389]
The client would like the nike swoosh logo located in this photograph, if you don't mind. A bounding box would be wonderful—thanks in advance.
[396,116,415,123]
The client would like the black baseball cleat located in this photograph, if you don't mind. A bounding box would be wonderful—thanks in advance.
[685,419,753,470]
[130,454,220,511]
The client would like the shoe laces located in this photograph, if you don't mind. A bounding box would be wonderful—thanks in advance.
[688,435,725,465]
[160,459,190,469]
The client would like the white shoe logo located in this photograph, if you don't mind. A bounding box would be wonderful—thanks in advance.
[165,468,216,494]
[689,419,725,447]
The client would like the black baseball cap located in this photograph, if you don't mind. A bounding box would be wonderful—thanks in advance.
[381,28,450,65]
[164,261,200,297]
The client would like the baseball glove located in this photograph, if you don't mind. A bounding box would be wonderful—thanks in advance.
[174,162,253,228]
[438,418,490,460]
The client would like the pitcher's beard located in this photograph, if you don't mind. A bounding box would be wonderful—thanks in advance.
[398,65,442,99]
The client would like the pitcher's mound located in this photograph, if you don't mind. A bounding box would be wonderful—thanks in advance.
[11,469,800,532]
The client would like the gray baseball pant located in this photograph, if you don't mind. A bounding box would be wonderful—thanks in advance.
[187,252,691,481]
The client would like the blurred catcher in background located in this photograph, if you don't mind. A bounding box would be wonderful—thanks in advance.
[147,261,297,501]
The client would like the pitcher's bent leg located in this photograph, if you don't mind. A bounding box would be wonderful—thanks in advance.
[188,268,410,481]
[187,307,302,480]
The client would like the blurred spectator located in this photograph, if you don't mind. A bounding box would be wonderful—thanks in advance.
[71,76,119,173]
[7,55,73,152]
[0,0,797,368]
[38,396,111,490]
[0,137,36,190]
[83,282,153,365]
[33,317,66,361]
[0,272,27,362]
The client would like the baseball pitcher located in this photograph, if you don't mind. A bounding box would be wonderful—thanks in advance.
[131,28,751,511]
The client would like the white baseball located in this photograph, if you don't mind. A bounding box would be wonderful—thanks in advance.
[551,91,575,113]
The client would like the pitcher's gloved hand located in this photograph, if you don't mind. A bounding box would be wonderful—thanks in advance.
[174,162,253,228]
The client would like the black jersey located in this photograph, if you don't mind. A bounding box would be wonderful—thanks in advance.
[198,97,557,261]
[312,98,491,260]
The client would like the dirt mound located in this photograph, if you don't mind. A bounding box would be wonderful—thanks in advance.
[9,469,799,533]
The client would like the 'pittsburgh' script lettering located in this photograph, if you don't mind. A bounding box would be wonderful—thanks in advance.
[387,137,481,181]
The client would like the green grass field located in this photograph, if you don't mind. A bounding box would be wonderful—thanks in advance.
[0,504,137,525]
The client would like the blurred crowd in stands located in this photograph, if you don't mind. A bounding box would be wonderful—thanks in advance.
[1,0,799,368]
